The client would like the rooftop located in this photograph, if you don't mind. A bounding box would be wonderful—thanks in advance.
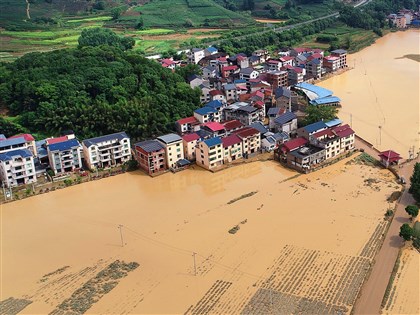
[203,137,222,147]
[0,136,26,149]
[203,121,225,132]
[135,140,164,153]
[48,139,80,152]
[46,136,68,145]
[157,133,182,144]
[250,121,269,134]
[289,144,324,159]
[83,132,128,148]
[281,137,308,152]
[325,118,342,128]
[294,82,333,101]
[177,116,199,125]
[234,127,259,138]
[303,121,328,133]
[274,111,297,125]
[310,96,341,106]
[222,134,242,148]
[223,120,243,131]
[194,106,217,115]
[182,133,200,142]
[8,134,35,142]
[0,149,33,161]
[205,100,223,109]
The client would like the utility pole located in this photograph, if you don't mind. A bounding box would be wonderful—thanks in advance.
[378,125,382,145]
[118,224,124,247]
[192,252,197,276]
[350,113,353,128]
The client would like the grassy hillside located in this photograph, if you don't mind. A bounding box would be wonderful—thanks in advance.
[132,0,254,28]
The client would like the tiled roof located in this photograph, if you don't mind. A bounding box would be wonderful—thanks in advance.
[177,116,199,125]
[205,100,223,109]
[333,125,355,138]
[46,136,68,145]
[274,111,297,125]
[135,140,164,153]
[222,134,242,148]
[0,136,26,148]
[282,137,308,152]
[204,122,225,132]
[234,127,260,138]
[203,137,222,147]
[48,139,80,152]
[280,56,294,61]
[222,65,238,71]
[313,128,335,139]
[303,121,328,133]
[267,107,281,116]
[250,122,268,134]
[83,132,128,148]
[194,107,217,115]
[275,87,292,99]
[0,149,33,161]
[237,105,258,113]
[223,120,243,131]
[157,133,182,144]
[379,150,402,160]
[8,134,35,142]
[182,133,200,142]
[209,90,224,96]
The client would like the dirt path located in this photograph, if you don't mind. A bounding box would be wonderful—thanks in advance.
[353,155,419,314]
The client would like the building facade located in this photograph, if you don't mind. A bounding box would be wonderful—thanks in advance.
[157,134,184,169]
[195,137,224,170]
[134,140,166,176]
[47,139,82,174]
[0,149,37,187]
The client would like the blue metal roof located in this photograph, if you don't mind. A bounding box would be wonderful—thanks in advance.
[194,107,217,115]
[310,96,341,105]
[250,122,269,134]
[325,118,342,127]
[234,79,246,84]
[303,121,328,133]
[135,140,164,153]
[206,47,218,53]
[0,134,6,140]
[0,136,26,149]
[0,149,32,161]
[48,139,80,152]
[83,132,128,148]
[272,132,289,141]
[267,107,280,116]
[205,100,223,109]
[203,137,222,147]
[274,111,297,125]
[294,82,333,99]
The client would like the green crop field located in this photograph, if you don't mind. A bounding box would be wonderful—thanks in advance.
[135,0,253,28]
[134,28,175,35]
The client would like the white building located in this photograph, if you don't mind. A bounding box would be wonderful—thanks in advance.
[82,132,131,170]
[47,138,82,174]
[0,149,37,187]
[157,133,184,169]
[188,48,205,64]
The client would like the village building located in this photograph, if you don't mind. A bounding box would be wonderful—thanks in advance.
[160,58,177,70]
[330,49,348,69]
[194,106,221,123]
[0,149,37,187]
[333,124,355,151]
[187,48,205,64]
[204,47,218,56]
[201,121,226,138]
[309,128,341,160]
[267,59,282,71]
[294,82,341,107]
[203,66,218,79]
[379,150,402,168]
[223,120,244,135]
[156,134,184,169]
[239,67,259,82]
[285,66,305,85]
[279,56,294,67]
[323,55,341,72]
[286,144,326,172]
[182,133,200,161]
[267,107,285,130]
[222,134,243,163]
[175,116,201,135]
[266,70,288,89]
[82,132,131,171]
[47,138,82,174]
[233,127,261,156]
[253,49,270,63]
[237,55,249,68]
[224,104,263,126]
[221,65,239,78]
[134,140,166,176]
[0,134,37,156]
[223,83,238,101]
[209,90,226,103]
[196,137,224,170]
[297,121,329,139]
[305,59,322,79]
[274,87,295,111]
[273,111,298,135]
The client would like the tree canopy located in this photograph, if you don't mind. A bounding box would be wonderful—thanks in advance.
[405,205,419,219]
[303,105,338,126]
[409,163,420,203]
[78,28,135,51]
[399,223,414,241]
[0,46,201,140]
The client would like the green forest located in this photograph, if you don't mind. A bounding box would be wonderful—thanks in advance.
[0,36,201,140]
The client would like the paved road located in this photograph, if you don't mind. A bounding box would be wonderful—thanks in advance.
[353,152,419,315]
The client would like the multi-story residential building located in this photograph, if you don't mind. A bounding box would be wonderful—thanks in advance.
[201,122,226,138]
[330,49,347,69]
[194,106,221,124]
[286,144,326,172]
[156,134,184,169]
[209,90,226,103]
[333,124,355,151]
[134,140,166,176]
[225,104,263,126]
[395,15,407,28]
[222,134,243,163]
[266,70,288,89]
[47,138,82,174]
[285,66,305,85]
[273,111,298,135]
[0,149,37,187]
[223,83,238,101]
[297,121,328,139]
[279,56,294,67]
[0,134,37,156]
[305,59,322,79]
[267,59,282,71]
[239,68,259,82]
[310,128,341,160]
[182,133,200,161]
[267,107,284,130]
[223,120,244,135]
[175,116,201,135]
[234,127,261,156]
[323,55,340,72]
[188,48,205,64]
[196,137,224,170]
[221,65,238,78]
[252,49,270,63]
[82,132,131,170]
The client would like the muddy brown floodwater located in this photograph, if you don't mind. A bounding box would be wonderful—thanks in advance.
[319,30,420,158]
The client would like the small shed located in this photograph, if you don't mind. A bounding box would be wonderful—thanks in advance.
[378,150,402,168]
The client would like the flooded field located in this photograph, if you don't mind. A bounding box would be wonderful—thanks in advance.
[1,157,400,314]
[319,30,420,158]
[382,247,420,314]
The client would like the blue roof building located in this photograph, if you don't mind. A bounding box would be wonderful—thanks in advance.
[310,96,341,106]
[0,149,36,187]
[203,137,222,147]
[194,107,217,115]
[302,121,328,134]
[47,138,82,174]
[294,82,333,101]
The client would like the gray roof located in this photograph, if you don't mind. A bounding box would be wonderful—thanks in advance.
[135,140,164,153]
[250,122,269,134]
[157,133,182,144]
[275,87,292,99]
[224,83,236,90]
[0,136,26,149]
[267,107,280,116]
[274,111,297,125]
[237,105,258,113]
[240,67,256,74]
[331,49,347,54]
[83,132,128,148]
[272,132,289,141]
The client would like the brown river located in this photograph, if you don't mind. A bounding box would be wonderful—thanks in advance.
[1,30,418,314]
[319,30,420,158]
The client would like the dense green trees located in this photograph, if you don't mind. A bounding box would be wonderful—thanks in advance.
[78,28,135,51]
[303,105,338,126]
[409,163,420,203]
[405,205,419,219]
[399,223,414,241]
[0,45,201,140]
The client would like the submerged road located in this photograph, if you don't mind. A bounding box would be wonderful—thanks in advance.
[352,143,419,314]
